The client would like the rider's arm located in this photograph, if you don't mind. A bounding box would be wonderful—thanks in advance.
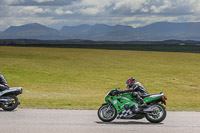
[118,84,139,94]
[120,89,133,93]
[0,84,8,90]
[134,82,149,95]
[0,73,9,89]
[131,84,139,91]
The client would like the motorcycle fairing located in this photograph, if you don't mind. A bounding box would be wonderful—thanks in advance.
[144,93,164,103]
[105,93,140,114]
[0,87,23,96]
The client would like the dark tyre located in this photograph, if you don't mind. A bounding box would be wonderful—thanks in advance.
[145,104,166,123]
[98,104,117,122]
[1,96,19,111]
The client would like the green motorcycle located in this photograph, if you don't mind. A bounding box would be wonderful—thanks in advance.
[98,88,167,123]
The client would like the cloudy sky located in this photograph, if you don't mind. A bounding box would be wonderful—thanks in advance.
[0,0,200,31]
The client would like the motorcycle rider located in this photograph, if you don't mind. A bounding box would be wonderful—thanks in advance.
[0,72,9,91]
[116,77,149,108]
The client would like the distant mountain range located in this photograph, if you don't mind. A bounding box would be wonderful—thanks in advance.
[0,22,200,41]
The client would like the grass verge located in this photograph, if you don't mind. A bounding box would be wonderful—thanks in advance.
[0,46,200,111]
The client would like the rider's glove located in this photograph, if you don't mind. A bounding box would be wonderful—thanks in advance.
[5,84,9,89]
[112,90,120,95]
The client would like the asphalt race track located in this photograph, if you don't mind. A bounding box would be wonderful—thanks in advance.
[0,109,199,133]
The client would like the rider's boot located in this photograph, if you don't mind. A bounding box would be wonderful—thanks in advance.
[138,98,148,108]
[139,103,148,108]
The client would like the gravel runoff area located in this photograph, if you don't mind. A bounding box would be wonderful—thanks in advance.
[0,109,200,133]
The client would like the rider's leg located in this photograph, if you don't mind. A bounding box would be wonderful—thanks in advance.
[133,92,147,108]
[0,84,9,91]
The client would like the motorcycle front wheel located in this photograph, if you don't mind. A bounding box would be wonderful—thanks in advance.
[1,95,19,111]
[98,103,117,122]
[145,104,166,123]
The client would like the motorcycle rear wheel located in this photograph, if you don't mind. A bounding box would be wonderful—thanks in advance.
[98,104,117,122]
[1,96,19,111]
[145,104,166,123]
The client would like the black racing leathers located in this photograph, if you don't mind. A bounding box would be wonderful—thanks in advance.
[0,73,9,91]
[119,82,149,105]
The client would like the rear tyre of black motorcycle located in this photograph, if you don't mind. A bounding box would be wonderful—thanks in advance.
[145,104,166,123]
[98,104,117,122]
[1,96,19,111]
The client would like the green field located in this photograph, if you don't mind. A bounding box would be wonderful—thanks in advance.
[0,46,200,111]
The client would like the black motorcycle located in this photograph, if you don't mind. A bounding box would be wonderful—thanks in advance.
[0,87,23,111]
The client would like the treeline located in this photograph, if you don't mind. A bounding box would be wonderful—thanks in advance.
[0,39,200,46]
[0,39,200,53]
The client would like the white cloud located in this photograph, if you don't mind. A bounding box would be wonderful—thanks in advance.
[33,0,54,3]
[76,0,112,7]
[71,0,200,16]
[189,0,200,13]
[1,0,200,31]
[73,0,112,16]
[79,7,101,16]
[2,0,25,4]
[55,8,73,15]
[111,0,200,15]
[18,6,47,15]
[113,0,147,13]
[65,10,73,14]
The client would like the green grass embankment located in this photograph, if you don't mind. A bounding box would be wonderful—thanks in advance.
[0,46,199,111]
